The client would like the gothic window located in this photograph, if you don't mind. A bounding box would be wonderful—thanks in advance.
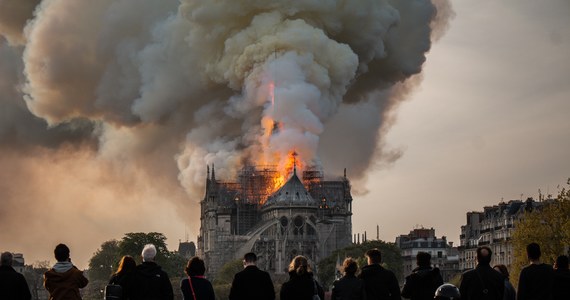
[294,215,304,227]
[293,215,304,236]
[280,216,288,235]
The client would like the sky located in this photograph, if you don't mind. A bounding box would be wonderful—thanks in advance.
[354,0,570,245]
[0,0,569,270]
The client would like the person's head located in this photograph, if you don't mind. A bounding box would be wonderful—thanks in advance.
[416,252,431,267]
[342,257,358,276]
[493,264,509,279]
[116,255,136,275]
[54,244,70,262]
[141,244,157,262]
[288,255,311,275]
[434,283,460,300]
[243,252,257,267]
[365,248,382,265]
[0,252,13,266]
[526,243,541,261]
[476,246,492,265]
[554,255,569,270]
[185,256,206,276]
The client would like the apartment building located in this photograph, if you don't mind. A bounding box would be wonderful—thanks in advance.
[458,198,548,270]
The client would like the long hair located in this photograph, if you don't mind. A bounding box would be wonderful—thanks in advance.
[115,255,136,275]
[493,264,509,279]
[288,255,312,275]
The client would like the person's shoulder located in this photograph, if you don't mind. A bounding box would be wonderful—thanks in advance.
[461,268,477,278]
[159,269,170,278]
[405,271,418,281]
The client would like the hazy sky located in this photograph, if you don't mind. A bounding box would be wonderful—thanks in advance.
[354,0,570,244]
[1,0,568,269]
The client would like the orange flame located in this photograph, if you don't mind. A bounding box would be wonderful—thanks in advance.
[256,81,306,195]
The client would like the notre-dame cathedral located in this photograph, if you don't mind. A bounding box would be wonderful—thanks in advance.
[197,163,353,277]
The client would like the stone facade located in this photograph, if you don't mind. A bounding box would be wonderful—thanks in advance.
[197,165,353,278]
[395,228,459,282]
[458,198,549,271]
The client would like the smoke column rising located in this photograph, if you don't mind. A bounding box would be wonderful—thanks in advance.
[0,0,453,266]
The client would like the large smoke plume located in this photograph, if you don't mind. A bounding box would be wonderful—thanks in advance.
[0,0,453,266]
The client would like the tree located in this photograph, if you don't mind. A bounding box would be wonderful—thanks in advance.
[88,240,121,282]
[23,261,50,300]
[211,259,243,300]
[510,178,570,287]
[119,232,169,263]
[317,240,403,289]
[212,259,243,285]
[86,232,188,298]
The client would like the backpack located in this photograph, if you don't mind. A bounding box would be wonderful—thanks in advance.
[105,284,123,300]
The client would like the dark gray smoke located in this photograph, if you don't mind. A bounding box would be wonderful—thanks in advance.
[0,0,453,266]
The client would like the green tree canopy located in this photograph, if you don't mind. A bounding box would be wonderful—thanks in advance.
[119,232,169,263]
[212,259,243,285]
[511,178,570,287]
[88,232,187,281]
[87,240,121,282]
[317,240,403,288]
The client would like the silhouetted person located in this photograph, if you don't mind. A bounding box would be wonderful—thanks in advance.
[0,252,31,300]
[517,243,554,300]
[44,244,88,300]
[133,244,173,300]
[180,256,214,300]
[108,255,137,300]
[358,248,401,300]
[280,255,324,300]
[493,264,515,300]
[331,257,366,300]
[552,255,570,300]
[229,252,275,300]
[401,252,443,300]
[459,246,504,300]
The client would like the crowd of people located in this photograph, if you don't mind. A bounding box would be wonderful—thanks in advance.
[0,242,569,300]
[457,243,569,300]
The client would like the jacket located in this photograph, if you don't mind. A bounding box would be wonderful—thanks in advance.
[229,265,275,300]
[517,263,554,300]
[401,266,443,300]
[180,276,215,300]
[280,271,324,300]
[552,269,570,300]
[331,274,366,300]
[108,270,137,300]
[0,265,32,300]
[503,279,516,300]
[358,264,401,300]
[132,262,174,300]
[44,264,88,300]
[459,264,504,300]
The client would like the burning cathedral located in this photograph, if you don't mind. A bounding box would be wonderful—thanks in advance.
[197,158,353,277]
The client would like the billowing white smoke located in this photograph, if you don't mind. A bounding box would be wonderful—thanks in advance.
[0,0,453,263]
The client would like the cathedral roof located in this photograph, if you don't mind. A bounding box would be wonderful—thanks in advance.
[263,170,317,208]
